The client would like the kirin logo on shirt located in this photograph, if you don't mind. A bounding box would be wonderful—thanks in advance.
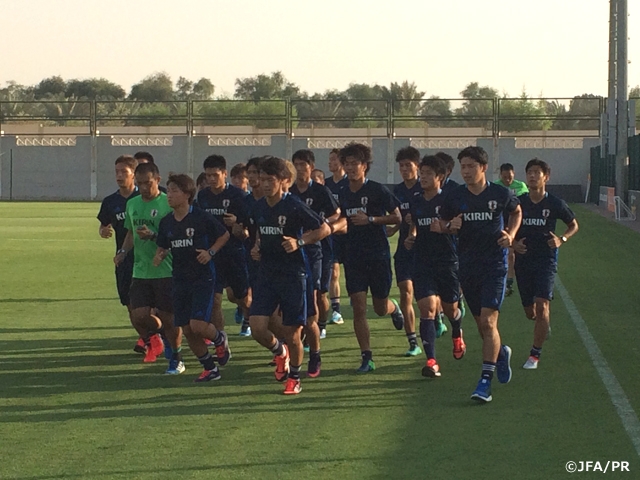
[306,198,314,206]
[150,209,158,217]
[222,199,230,208]
[186,228,195,238]
[361,197,368,206]
[487,201,497,212]
[542,209,550,218]
[278,216,287,227]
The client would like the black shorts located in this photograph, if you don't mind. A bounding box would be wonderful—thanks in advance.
[129,277,173,313]
[173,278,215,327]
[514,256,557,306]
[394,247,414,284]
[250,269,308,327]
[344,252,392,299]
[413,262,460,304]
[459,261,507,317]
[320,245,332,293]
[115,254,134,306]
[213,247,249,298]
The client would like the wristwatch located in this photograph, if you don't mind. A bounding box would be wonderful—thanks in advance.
[117,248,126,255]
[560,236,568,243]
[297,238,305,247]
[208,249,217,257]
[368,216,374,224]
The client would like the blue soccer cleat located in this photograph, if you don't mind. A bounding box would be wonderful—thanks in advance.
[165,359,185,375]
[496,345,513,384]
[234,306,243,324]
[390,299,405,330]
[471,378,492,403]
[356,358,376,373]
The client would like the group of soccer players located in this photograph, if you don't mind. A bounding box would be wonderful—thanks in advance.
[98,144,578,402]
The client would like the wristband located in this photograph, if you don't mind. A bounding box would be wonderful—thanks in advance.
[117,248,127,255]
[368,216,374,224]
[208,249,217,257]
[445,222,451,229]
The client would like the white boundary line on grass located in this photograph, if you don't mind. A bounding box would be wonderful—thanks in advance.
[556,275,640,457]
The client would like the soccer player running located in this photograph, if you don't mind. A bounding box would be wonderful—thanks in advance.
[324,148,348,325]
[196,155,251,335]
[333,142,405,372]
[387,147,423,356]
[513,159,578,369]
[249,157,331,394]
[114,162,183,373]
[440,146,522,402]
[154,174,231,382]
[98,155,141,352]
[495,163,529,296]
[290,149,341,376]
[405,155,466,377]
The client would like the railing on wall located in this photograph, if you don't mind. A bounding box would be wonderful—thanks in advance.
[0,97,605,139]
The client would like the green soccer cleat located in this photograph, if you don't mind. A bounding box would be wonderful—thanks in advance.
[435,313,448,338]
[405,344,423,357]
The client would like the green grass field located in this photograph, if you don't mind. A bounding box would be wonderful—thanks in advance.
[1,203,639,480]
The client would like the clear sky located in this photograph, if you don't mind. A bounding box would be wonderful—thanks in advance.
[2,0,637,98]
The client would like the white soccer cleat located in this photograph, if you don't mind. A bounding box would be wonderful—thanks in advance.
[330,311,344,325]
[522,356,539,370]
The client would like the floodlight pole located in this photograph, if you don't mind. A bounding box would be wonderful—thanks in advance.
[615,0,629,199]
[607,0,617,159]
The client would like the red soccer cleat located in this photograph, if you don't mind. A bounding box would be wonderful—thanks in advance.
[283,377,301,395]
[134,337,146,354]
[150,334,164,357]
[452,330,466,360]
[274,345,290,382]
[422,358,441,378]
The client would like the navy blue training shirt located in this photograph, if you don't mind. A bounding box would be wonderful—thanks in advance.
[440,177,460,197]
[515,192,575,260]
[338,179,400,257]
[290,180,339,256]
[440,182,519,267]
[393,180,423,255]
[195,183,249,252]
[253,193,324,275]
[156,206,227,283]
[409,191,457,265]
[325,174,348,202]
[97,188,140,250]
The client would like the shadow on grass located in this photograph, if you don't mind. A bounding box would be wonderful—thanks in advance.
[0,297,118,304]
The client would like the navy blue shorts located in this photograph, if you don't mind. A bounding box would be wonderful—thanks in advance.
[344,253,392,299]
[213,247,249,298]
[250,269,308,327]
[172,278,216,327]
[331,235,345,264]
[115,254,133,306]
[514,256,557,306]
[394,247,414,284]
[413,262,460,304]
[459,262,507,317]
[247,257,260,291]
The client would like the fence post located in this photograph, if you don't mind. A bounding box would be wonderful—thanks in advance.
[285,98,293,160]
[90,100,97,200]
[187,100,194,178]
[492,97,500,177]
[386,99,394,184]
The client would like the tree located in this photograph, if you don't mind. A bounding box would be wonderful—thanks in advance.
[32,76,67,99]
[499,91,551,132]
[192,78,215,100]
[234,71,301,101]
[630,86,640,98]
[129,72,174,102]
[456,82,498,128]
[65,78,126,100]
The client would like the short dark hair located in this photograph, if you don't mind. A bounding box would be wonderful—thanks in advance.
[525,158,551,175]
[457,146,488,166]
[261,156,290,180]
[196,172,207,187]
[167,173,196,204]
[292,149,316,166]
[500,163,515,173]
[230,163,247,177]
[434,151,455,174]
[329,148,341,156]
[133,151,155,164]
[420,155,447,178]
[312,169,325,180]
[339,142,373,173]
[203,155,227,171]
[246,155,269,171]
[135,161,159,177]
[395,146,420,164]
[115,155,137,170]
